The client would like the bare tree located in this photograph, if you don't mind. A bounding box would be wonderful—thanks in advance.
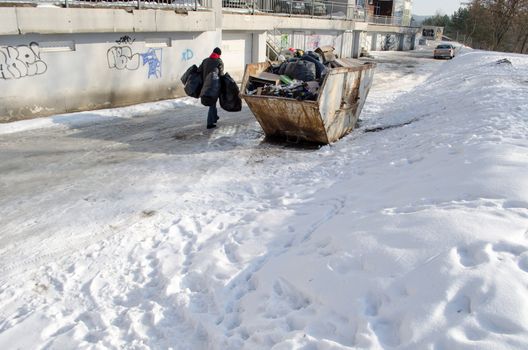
[464,0,528,51]
[513,0,528,53]
[481,0,525,50]
[467,0,493,49]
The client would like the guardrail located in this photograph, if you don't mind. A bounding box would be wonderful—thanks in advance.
[223,0,367,21]
[0,0,212,10]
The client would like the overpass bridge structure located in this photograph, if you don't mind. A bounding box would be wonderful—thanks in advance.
[0,0,419,121]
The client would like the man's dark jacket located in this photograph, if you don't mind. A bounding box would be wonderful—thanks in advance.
[197,55,224,80]
[198,54,224,106]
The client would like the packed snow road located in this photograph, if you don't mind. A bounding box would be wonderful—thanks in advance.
[1,46,528,349]
[0,49,429,280]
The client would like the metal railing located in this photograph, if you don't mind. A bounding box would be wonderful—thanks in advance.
[366,15,404,26]
[0,0,408,25]
[223,0,367,22]
[265,27,284,60]
[0,0,212,10]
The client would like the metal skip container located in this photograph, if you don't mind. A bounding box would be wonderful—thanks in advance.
[240,59,376,144]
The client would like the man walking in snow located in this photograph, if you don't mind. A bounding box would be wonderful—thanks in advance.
[197,47,224,129]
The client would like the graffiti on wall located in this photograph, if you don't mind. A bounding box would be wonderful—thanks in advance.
[107,36,162,79]
[116,35,135,45]
[0,42,47,80]
[383,34,398,51]
[280,34,289,49]
[141,49,162,79]
[107,46,141,70]
[181,49,194,61]
[306,35,321,51]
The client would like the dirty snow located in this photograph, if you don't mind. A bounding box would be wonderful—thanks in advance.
[1,46,527,349]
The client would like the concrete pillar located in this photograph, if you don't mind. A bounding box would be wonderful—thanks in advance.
[213,0,223,46]
[410,34,416,50]
[340,30,353,58]
[213,0,222,30]
[346,0,357,20]
[398,34,404,51]
[252,31,267,62]
[371,33,377,51]
[352,31,361,58]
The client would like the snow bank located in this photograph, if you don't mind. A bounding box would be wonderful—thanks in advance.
[0,50,527,349]
[0,98,200,136]
[228,51,528,349]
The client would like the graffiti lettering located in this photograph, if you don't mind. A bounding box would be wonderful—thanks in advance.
[107,46,140,70]
[116,35,135,45]
[107,46,162,79]
[280,34,289,48]
[181,49,194,61]
[306,35,321,51]
[383,34,397,51]
[141,48,162,79]
[0,42,47,80]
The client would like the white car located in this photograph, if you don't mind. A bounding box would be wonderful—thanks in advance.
[433,44,456,59]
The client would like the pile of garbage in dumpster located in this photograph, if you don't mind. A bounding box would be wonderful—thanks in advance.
[245,46,341,101]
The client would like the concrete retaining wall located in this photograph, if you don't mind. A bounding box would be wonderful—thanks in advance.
[364,31,415,51]
[0,6,418,122]
[0,31,222,121]
[0,8,217,35]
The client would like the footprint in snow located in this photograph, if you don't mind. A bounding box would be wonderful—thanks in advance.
[223,242,240,264]
[477,313,526,335]
[445,293,472,315]
[363,292,385,317]
[371,318,402,347]
[455,243,491,268]
[272,278,310,311]
[517,253,528,273]
[463,325,488,341]
[491,241,528,256]
[261,278,311,320]
[327,253,361,274]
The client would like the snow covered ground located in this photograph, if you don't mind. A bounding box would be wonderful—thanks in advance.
[1,46,527,349]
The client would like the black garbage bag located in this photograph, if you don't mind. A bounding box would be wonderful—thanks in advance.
[306,51,323,63]
[300,54,327,79]
[184,69,203,98]
[278,58,299,75]
[181,64,197,84]
[269,63,282,75]
[219,73,242,112]
[200,69,221,106]
[284,60,316,81]
[278,61,289,75]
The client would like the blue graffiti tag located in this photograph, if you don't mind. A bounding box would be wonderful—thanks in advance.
[141,48,162,79]
[181,49,194,62]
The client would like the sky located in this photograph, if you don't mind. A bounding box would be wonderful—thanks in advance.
[412,0,464,16]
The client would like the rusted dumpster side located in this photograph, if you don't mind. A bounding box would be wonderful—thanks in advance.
[241,61,329,143]
[241,62,271,90]
[243,96,328,144]
[319,63,375,143]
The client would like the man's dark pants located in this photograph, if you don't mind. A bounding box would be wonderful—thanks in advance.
[207,104,217,127]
